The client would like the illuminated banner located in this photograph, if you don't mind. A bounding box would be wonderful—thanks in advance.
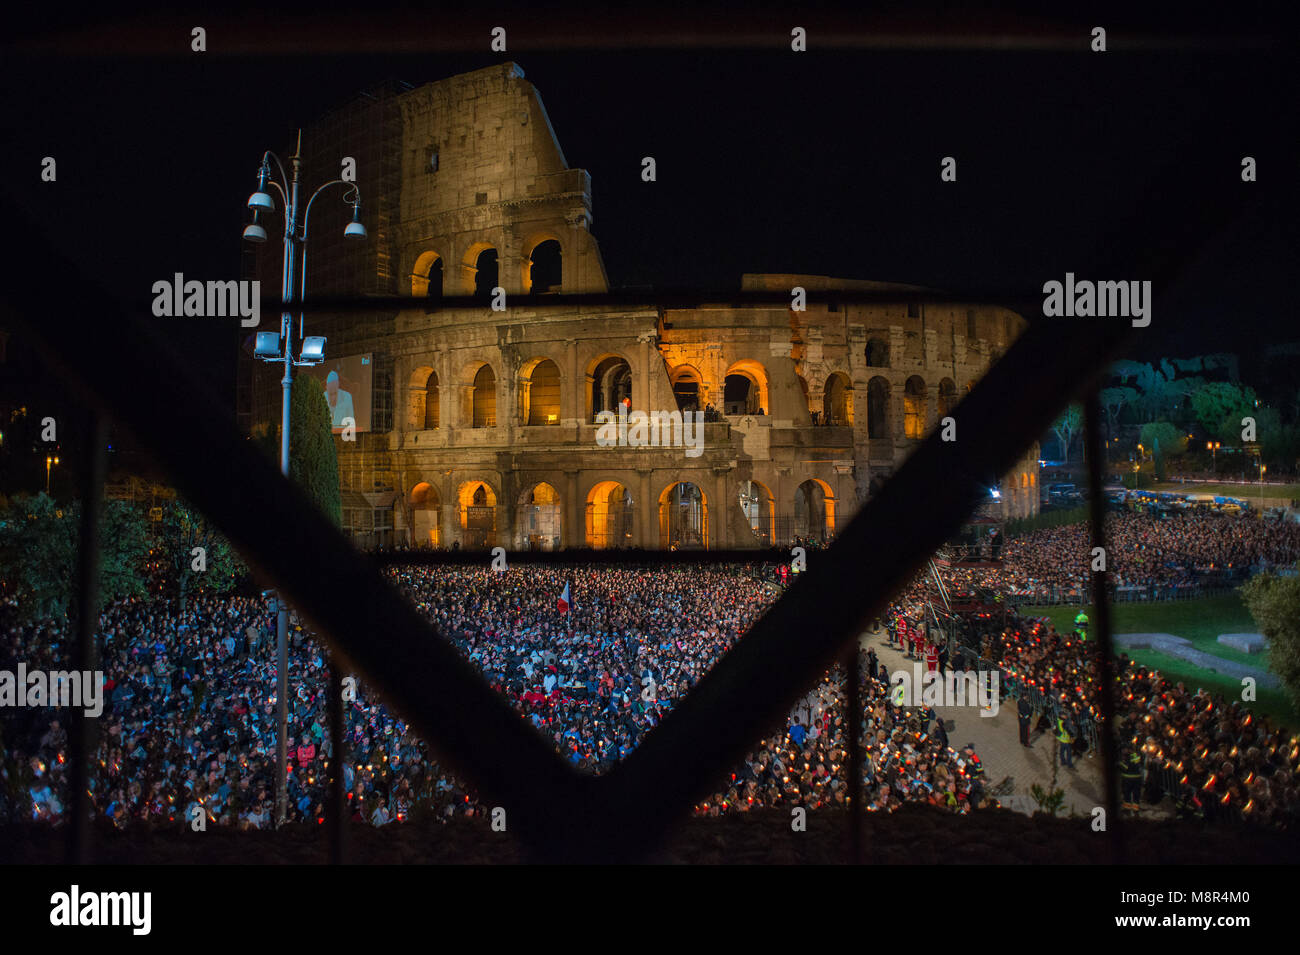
[300,353,373,433]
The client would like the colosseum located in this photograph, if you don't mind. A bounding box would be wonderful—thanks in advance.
[242,62,1040,550]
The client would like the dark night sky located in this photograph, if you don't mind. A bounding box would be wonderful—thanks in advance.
[1,9,1295,482]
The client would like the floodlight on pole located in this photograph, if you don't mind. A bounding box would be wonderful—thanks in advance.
[242,134,364,830]
[298,336,327,365]
[255,331,282,360]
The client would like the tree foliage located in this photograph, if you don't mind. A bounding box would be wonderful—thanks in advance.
[0,493,148,623]
[1240,572,1300,711]
[1099,385,1139,436]
[1139,421,1187,458]
[157,498,245,608]
[289,374,342,528]
[1255,406,1300,470]
[1191,382,1259,442]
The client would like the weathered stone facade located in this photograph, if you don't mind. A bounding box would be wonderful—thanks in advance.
[253,62,1038,550]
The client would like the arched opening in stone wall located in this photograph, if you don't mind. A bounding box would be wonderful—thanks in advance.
[528,239,562,294]
[423,370,440,429]
[586,480,634,549]
[409,481,442,547]
[591,355,633,420]
[722,360,768,416]
[408,365,438,430]
[794,478,835,543]
[411,251,444,310]
[822,372,853,426]
[797,375,811,417]
[659,482,708,550]
[738,479,775,545]
[866,338,890,368]
[471,364,497,428]
[515,482,561,550]
[423,258,443,311]
[456,480,497,549]
[904,376,927,439]
[520,358,562,425]
[867,376,891,439]
[937,378,957,421]
[472,247,499,300]
[670,365,702,413]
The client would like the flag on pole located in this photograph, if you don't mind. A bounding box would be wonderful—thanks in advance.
[557,581,571,615]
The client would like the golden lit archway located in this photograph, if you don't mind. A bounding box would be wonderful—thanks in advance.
[456,480,497,548]
[585,480,634,549]
[409,481,442,547]
[658,481,708,550]
[515,481,562,550]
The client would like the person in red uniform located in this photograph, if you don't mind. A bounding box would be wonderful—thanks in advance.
[925,641,939,674]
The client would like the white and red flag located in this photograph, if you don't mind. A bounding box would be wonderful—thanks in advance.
[557,581,571,615]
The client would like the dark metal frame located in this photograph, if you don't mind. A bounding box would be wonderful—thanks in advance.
[1,140,1261,862]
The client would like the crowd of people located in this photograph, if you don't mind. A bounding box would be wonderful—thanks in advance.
[3,509,1298,830]
[965,613,1300,825]
[0,593,444,829]
[2,561,993,828]
[997,511,1300,601]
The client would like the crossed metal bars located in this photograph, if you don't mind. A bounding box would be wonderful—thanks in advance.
[1,135,1263,860]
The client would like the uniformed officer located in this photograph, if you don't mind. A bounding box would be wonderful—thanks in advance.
[1017,696,1033,747]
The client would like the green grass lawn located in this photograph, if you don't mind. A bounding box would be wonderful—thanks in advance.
[1025,593,1255,655]
[1022,594,1299,729]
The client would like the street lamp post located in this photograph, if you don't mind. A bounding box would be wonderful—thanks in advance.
[45,454,59,495]
[1207,440,1220,473]
[243,129,366,827]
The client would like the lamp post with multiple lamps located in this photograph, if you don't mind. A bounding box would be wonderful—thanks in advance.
[242,129,366,826]
[45,454,59,495]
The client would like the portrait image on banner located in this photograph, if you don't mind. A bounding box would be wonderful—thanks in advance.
[301,353,373,433]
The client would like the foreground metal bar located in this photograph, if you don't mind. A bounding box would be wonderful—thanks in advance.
[1084,390,1123,861]
[845,642,863,864]
[600,311,1131,858]
[4,226,595,863]
[66,413,107,864]
[3,136,1253,857]
[328,662,345,864]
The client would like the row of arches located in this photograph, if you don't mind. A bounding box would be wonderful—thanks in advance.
[808,373,960,437]
[411,239,563,303]
[404,476,837,550]
[407,353,963,438]
[410,352,638,430]
[862,328,994,370]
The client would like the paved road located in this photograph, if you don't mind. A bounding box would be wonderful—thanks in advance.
[862,625,1108,817]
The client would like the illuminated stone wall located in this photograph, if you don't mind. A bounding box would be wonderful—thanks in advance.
[288,63,1039,550]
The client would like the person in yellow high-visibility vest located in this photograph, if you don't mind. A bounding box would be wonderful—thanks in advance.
[1056,713,1075,769]
[1074,610,1089,641]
